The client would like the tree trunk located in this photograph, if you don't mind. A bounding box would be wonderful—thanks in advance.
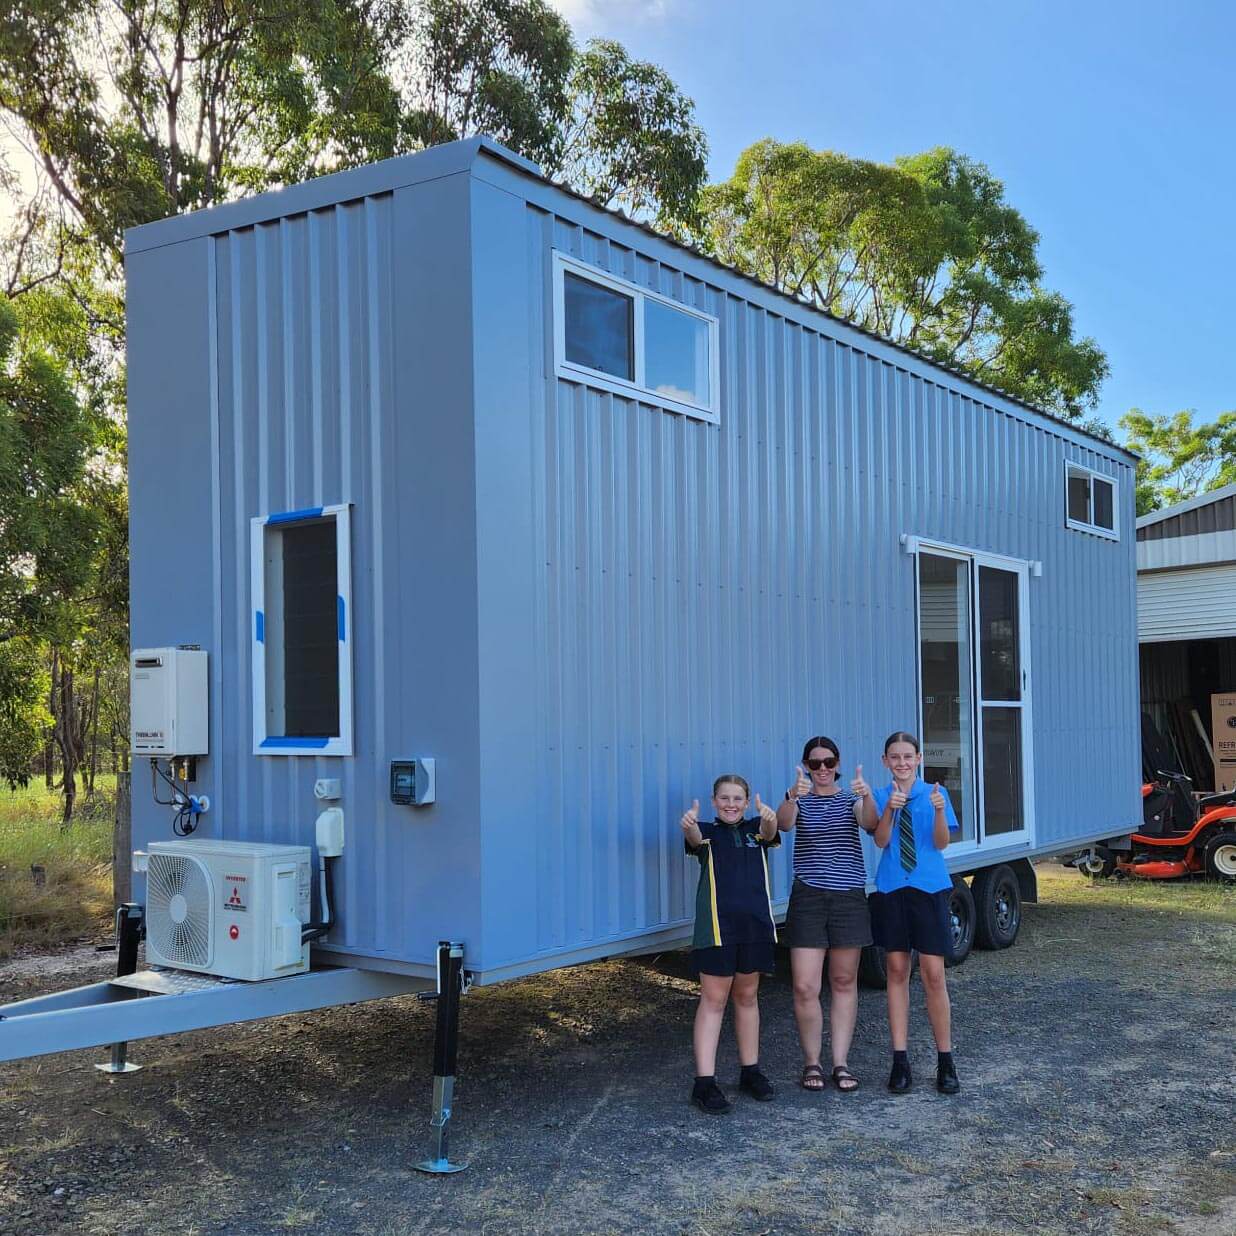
[55,661,77,826]
[44,647,57,789]
[87,663,101,797]
[113,770,132,908]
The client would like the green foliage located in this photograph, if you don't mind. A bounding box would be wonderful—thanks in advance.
[556,39,707,223]
[0,638,50,789]
[1120,408,1236,515]
[0,293,107,645]
[690,139,1108,420]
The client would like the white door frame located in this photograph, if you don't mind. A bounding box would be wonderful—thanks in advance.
[911,537,1036,855]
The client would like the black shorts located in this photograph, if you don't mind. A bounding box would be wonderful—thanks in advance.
[692,941,776,977]
[783,881,873,949]
[868,887,953,958]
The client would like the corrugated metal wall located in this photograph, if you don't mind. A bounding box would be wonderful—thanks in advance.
[1138,565,1236,641]
[470,165,1142,970]
[130,170,490,975]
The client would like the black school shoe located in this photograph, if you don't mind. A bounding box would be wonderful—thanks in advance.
[888,1056,913,1094]
[936,1058,961,1094]
[691,1077,732,1115]
[738,1065,775,1101]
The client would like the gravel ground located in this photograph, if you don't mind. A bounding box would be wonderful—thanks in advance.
[1,866,1233,1236]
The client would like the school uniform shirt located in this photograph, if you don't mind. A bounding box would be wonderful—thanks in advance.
[790,790,868,891]
[871,779,960,895]
[685,818,781,949]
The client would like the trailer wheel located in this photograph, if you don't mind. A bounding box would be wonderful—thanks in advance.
[1078,850,1116,879]
[1203,830,1236,881]
[945,876,975,967]
[972,864,1021,950]
[858,945,918,989]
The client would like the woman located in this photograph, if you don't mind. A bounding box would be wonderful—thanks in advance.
[776,736,878,1092]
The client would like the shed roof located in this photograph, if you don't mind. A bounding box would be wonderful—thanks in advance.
[125,134,1133,461]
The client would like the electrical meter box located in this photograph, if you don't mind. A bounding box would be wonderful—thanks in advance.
[130,647,209,757]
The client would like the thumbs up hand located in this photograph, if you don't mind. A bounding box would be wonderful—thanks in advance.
[889,787,908,812]
[930,783,945,811]
[789,765,811,800]
[755,793,777,828]
[850,764,869,799]
[680,799,700,835]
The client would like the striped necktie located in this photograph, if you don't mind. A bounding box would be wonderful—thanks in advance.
[897,804,917,872]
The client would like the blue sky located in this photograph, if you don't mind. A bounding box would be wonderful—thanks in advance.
[552,0,1235,437]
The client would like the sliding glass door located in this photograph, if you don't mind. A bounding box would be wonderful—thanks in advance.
[917,547,1033,851]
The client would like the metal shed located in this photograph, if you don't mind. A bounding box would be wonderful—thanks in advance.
[1137,483,1236,790]
[121,135,1142,986]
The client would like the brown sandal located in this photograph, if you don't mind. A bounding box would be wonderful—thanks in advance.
[800,1063,827,1092]
[832,1065,860,1093]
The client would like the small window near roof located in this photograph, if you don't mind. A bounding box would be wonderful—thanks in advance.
[1065,464,1118,538]
[554,252,719,423]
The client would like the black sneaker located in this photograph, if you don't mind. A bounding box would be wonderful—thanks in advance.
[888,1056,913,1094]
[936,1059,960,1094]
[738,1066,775,1102]
[691,1079,732,1115]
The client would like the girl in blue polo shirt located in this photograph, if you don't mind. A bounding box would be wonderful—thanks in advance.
[870,731,961,1096]
[680,774,780,1115]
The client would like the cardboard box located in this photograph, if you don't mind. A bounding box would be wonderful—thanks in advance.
[1212,692,1236,793]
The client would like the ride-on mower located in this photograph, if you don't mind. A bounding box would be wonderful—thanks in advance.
[1074,715,1236,881]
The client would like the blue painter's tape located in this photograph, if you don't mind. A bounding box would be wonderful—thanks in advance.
[337,595,346,641]
[267,506,324,525]
[255,610,264,643]
[261,736,331,749]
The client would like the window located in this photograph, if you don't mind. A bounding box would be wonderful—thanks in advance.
[553,252,719,422]
[251,504,353,756]
[1065,463,1118,538]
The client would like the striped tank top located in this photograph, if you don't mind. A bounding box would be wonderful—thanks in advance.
[791,790,868,891]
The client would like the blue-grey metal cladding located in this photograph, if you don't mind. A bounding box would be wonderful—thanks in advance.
[126,140,1141,981]
[467,159,1140,972]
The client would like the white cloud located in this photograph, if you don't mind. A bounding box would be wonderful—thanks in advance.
[548,0,672,36]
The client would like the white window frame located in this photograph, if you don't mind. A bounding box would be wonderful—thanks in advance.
[552,251,720,424]
[1065,462,1120,540]
[251,503,354,757]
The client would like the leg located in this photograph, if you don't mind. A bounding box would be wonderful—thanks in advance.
[790,947,826,1070]
[693,973,733,1076]
[884,951,913,1051]
[416,940,468,1174]
[730,972,761,1067]
[827,946,861,1071]
[918,953,952,1052]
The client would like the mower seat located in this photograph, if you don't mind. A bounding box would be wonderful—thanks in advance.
[1197,789,1236,811]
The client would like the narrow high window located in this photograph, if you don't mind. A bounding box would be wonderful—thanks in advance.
[251,505,353,755]
[553,252,719,422]
[1064,463,1118,539]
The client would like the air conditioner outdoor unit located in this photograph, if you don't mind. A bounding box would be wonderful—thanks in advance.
[145,840,312,981]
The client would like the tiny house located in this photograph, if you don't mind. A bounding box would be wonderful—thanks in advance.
[123,136,1142,984]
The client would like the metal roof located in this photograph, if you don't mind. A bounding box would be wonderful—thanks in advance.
[124,134,1133,460]
[1135,479,1236,529]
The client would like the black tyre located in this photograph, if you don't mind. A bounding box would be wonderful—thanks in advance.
[945,875,975,967]
[972,864,1021,950]
[857,944,919,989]
[1203,829,1236,882]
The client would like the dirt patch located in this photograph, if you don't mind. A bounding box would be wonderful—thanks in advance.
[1,867,1234,1235]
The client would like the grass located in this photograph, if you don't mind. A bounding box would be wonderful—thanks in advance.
[0,776,117,958]
[1036,862,1236,924]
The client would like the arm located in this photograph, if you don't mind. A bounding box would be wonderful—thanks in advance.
[755,794,778,842]
[776,764,810,832]
[680,800,704,849]
[849,764,878,834]
[929,783,951,850]
[873,787,908,849]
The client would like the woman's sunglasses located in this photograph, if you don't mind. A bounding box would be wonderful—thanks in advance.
[806,756,838,771]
